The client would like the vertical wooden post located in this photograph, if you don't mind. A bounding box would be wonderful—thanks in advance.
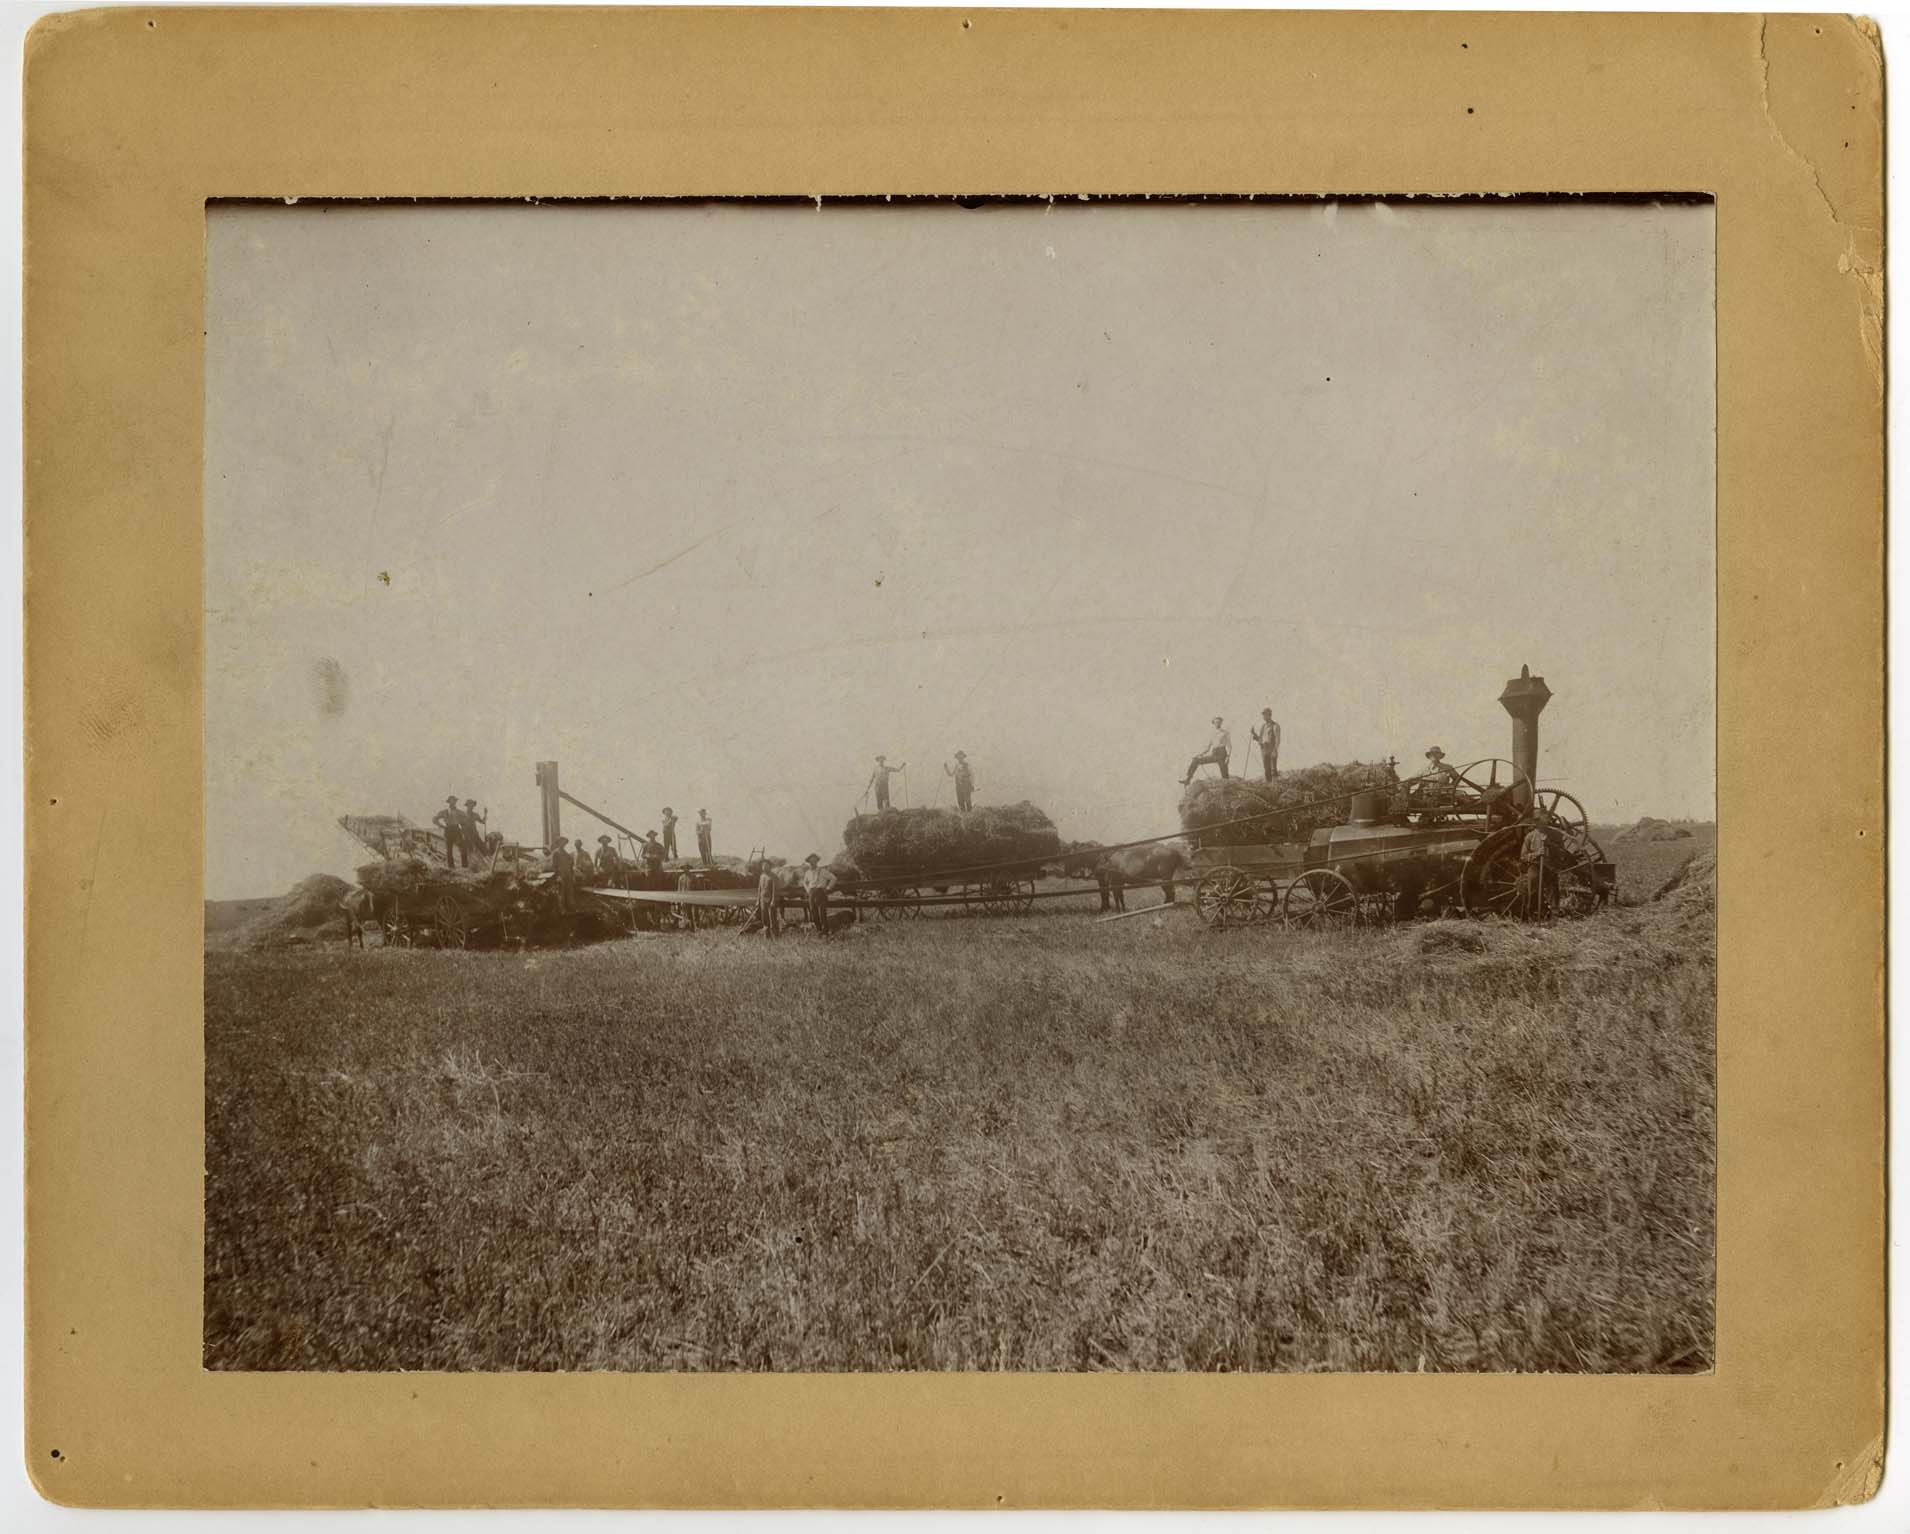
[535,760,561,848]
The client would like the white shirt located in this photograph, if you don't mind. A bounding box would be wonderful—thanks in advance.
[801,864,835,892]
[1210,727,1232,754]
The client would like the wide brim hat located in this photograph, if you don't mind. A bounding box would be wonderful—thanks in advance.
[804,853,822,864]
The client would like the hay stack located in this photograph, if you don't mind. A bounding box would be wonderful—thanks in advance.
[354,859,528,898]
[1178,762,1395,847]
[840,802,1061,879]
[233,873,354,949]
[1616,817,1694,843]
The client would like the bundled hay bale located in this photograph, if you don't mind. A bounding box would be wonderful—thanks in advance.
[1652,851,1716,906]
[233,873,354,949]
[840,802,1061,880]
[1179,762,1395,847]
[1616,817,1694,843]
[1418,924,1487,956]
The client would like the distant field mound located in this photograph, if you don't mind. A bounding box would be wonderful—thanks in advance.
[228,873,353,950]
[1179,762,1395,847]
[841,802,1061,880]
[1615,817,1695,843]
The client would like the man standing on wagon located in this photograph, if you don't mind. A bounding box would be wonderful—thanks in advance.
[945,750,975,811]
[433,795,467,867]
[660,807,679,861]
[460,798,489,862]
[866,755,905,811]
[1251,709,1281,782]
[1180,717,1232,785]
[696,808,715,867]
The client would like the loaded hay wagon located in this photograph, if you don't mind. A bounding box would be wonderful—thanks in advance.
[835,803,1064,920]
[1185,667,1615,930]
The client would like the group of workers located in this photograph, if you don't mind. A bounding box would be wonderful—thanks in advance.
[430,796,491,867]
[525,807,717,914]
[863,751,976,813]
[1180,709,1283,786]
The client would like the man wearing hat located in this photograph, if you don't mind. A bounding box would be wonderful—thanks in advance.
[800,853,835,936]
[660,807,679,861]
[432,795,468,867]
[594,834,622,886]
[459,798,489,862]
[642,830,666,877]
[550,836,575,913]
[1180,717,1232,786]
[1423,746,1461,786]
[1250,709,1281,782]
[866,754,905,812]
[945,750,975,811]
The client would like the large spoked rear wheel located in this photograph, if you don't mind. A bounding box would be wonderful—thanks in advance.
[1460,826,1530,918]
[1283,868,1361,929]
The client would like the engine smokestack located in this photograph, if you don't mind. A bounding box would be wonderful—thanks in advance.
[1498,664,1550,803]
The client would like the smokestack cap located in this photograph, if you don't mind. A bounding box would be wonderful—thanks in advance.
[1499,667,1552,717]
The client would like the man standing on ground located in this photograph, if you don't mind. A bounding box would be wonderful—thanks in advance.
[433,795,467,867]
[1180,718,1231,785]
[696,808,714,867]
[946,751,975,811]
[1251,710,1281,782]
[1519,819,1549,921]
[867,755,905,811]
[801,853,835,936]
[755,861,783,938]
[660,807,679,861]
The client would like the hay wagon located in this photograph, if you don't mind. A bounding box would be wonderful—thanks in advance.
[848,870,1040,920]
[374,878,537,948]
[1190,753,1615,929]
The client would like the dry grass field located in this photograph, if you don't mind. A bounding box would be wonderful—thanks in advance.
[205,834,1715,1373]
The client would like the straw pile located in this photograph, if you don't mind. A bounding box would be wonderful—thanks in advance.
[840,802,1062,879]
[1178,761,1396,847]
[1615,817,1695,843]
[232,874,354,949]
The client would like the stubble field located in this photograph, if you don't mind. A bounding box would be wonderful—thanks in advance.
[205,831,1715,1373]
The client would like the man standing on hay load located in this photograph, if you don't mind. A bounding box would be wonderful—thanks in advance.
[867,755,906,811]
[1180,717,1232,785]
[459,798,489,862]
[800,853,835,937]
[660,807,679,861]
[696,808,714,867]
[433,795,469,867]
[1251,709,1281,782]
[945,750,975,811]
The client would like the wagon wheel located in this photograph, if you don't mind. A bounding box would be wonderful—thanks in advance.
[434,894,469,949]
[877,887,914,921]
[1283,868,1361,929]
[381,911,409,948]
[1460,825,1532,919]
[1013,877,1037,915]
[1194,868,1266,929]
[1531,788,1590,839]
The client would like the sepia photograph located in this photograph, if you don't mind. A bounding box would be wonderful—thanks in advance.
[202,195,1716,1375]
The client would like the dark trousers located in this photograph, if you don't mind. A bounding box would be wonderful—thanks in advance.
[1261,749,1278,782]
[807,888,830,933]
[1183,749,1229,782]
[697,830,713,866]
[875,784,890,810]
[662,829,677,859]
[955,783,972,811]
[444,831,466,868]
[758,894,781,937]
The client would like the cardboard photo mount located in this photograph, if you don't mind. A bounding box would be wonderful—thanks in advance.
[22,7,1883,1510]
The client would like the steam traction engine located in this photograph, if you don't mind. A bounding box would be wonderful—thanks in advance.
[1191,666,1616,929]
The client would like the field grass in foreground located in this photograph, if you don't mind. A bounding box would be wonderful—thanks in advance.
[206,877,1714,1373]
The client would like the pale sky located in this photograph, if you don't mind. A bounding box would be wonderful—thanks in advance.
[205,199,1715,899]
